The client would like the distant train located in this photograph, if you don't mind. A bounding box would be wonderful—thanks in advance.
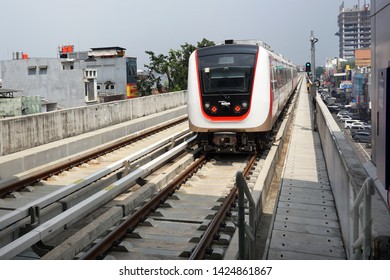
[187,40,299,153]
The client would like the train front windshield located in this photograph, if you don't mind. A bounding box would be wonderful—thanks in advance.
[199,53,256,95]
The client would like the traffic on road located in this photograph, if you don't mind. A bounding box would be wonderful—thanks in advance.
[319,87,372,163]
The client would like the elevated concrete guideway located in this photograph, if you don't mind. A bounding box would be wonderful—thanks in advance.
[0,91,187,180]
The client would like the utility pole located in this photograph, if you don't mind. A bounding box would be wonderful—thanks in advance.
[309,31,319,132]
[310,31,319,80]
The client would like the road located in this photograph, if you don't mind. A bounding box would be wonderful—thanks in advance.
[332,113,372,164]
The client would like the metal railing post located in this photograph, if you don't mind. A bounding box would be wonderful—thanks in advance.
[237,172,246,259]
[351,177,375,259]
[236,171,257,260]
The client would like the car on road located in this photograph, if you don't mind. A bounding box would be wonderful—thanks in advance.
[339,115,353,122]
[352,131,371,143]
[350,121,369,126]
[337,111,350,119]
[327,105,340,112]
[350,124,371,136]
[344,119,361,129]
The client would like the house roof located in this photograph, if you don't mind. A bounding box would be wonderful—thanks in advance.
[90,47,126,51]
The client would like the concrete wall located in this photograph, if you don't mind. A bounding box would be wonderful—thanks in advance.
[0,91,187,156]
[315,95,390,259]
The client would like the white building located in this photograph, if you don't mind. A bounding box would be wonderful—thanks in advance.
[0,54,98,109]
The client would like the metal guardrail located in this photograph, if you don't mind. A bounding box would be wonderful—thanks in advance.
[350,177,375,259]
[236,171,257,260]
[189,155,257,260]
[0,129,190,231]
[0,133,196,260]
[82,154,206,260]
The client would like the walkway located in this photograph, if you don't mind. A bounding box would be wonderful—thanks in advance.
[264,80,346,260]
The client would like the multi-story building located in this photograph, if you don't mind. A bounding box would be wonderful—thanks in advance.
[0,55,98,109]
[354,48,371,67]
[0,46,138,113]
[337,1,371,60]
[62,46,138,100]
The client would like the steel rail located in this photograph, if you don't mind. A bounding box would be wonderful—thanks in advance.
[0,134,197,260]
[0,129,191,231]
[0,116,187,197]
[80,154,207,260]
[188,154,257,260]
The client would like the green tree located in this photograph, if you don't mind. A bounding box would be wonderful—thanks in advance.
[315,66,325,78]
[137,38,215,95]
[136,72,155,96]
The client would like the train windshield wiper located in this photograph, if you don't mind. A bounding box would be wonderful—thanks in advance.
[202,71,230,100]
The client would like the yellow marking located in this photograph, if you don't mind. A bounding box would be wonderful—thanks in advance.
[104,185,116,191]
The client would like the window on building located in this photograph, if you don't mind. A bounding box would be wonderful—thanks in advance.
[28,66,37,75]
[105,82,115,90]
[39,65,48,75]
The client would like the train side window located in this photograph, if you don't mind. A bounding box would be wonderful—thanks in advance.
[276,65,287,88]
[283,67,287,86]
[271,66,277,91]
[286,67,292,81]
[276,65,281,89]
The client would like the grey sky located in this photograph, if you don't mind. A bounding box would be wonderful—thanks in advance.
[0,0,362,69]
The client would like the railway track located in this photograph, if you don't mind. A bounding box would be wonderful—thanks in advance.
[0,118,194,257]
[76,153,259,260]
[0,141,263,260]
[0,116,187,197]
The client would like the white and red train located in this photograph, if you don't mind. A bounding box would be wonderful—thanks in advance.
[187,40,299,152]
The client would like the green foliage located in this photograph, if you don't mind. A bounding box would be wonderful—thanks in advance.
[137,38,215,95]
[136,74,154,96]
[315,66,325,77]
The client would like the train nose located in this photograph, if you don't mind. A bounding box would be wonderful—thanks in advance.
[221,105,230,114]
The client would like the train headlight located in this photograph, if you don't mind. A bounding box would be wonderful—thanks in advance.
[204,103,211,109]
[242,101,248,108]
[211,106,218,113]
[234,105,241,113]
